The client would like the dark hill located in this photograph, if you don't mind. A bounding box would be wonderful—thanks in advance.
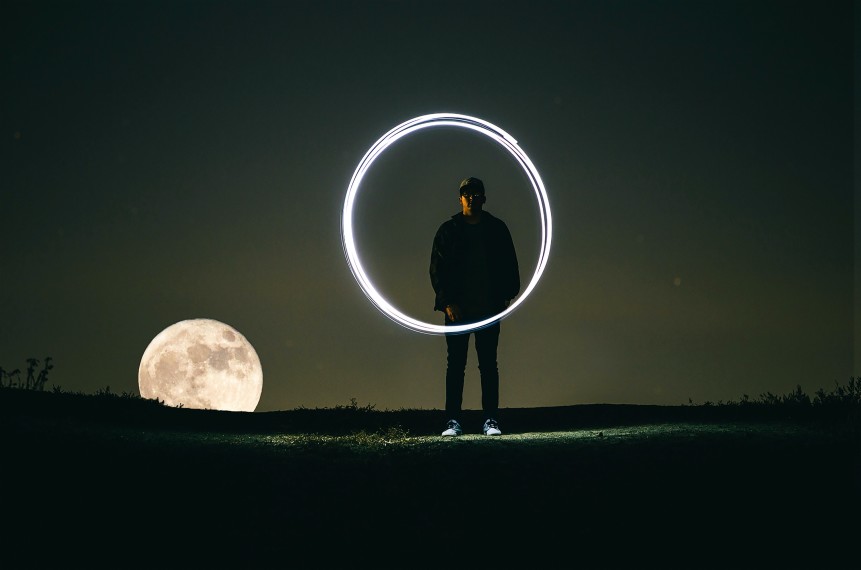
[1,387,850,435]
[1,387,858,568]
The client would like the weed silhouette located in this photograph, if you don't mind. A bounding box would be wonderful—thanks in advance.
[1,357,51,390]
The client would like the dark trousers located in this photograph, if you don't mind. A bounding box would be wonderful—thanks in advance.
[444,317,501,423]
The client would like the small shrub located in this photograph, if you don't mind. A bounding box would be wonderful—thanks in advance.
[1,357,52,391]
[334,398,376,412]
[813,377,861,407]
[688,378,860,412]
[94,385,114,398]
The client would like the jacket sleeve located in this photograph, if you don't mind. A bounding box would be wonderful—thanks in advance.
[429,224,451,312]
[500,222,520,301]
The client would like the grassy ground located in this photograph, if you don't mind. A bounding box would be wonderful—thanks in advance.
[1,388,859,568]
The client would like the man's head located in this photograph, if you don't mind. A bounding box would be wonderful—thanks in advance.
[459,177,485,199]
[458,177,486,218]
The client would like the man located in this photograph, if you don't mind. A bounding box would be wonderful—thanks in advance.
[429,177,520,436]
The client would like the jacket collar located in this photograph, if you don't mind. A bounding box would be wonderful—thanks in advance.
[451,211,495,225]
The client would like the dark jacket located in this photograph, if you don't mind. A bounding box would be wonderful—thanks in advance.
[429,211,520,313]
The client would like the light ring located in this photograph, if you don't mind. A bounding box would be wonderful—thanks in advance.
[341,113,552,335]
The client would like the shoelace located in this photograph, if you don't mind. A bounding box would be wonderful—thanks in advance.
[485,420,498,429]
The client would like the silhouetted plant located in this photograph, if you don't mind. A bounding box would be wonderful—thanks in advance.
[35,357,53,391]
[335,397,376,412]
[9,368,21,388]
[25,358,38,389]
[0,358,50,390]
[688,378,860,419]
[813,377,861,406]
[91,385,144,400]
[94,385,113,397]
[0,366,22,388]
[686,380,860,435]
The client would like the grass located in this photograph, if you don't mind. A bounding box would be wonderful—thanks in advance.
[1,378,859,567]
[3,376,859,443]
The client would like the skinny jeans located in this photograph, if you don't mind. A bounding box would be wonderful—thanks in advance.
[444,315,501,423]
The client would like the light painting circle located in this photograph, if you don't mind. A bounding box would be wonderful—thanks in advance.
[341,113,552,335]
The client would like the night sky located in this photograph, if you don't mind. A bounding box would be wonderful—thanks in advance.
[3,0,855,412]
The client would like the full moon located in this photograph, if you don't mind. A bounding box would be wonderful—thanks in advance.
[138,319,263,412]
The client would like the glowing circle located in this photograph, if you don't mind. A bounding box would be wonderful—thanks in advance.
[341,113,552,335]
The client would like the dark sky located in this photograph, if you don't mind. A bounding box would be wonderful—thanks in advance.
[3,0,855,412]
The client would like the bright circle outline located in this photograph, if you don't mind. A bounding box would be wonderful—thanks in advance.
[341,113,552,335]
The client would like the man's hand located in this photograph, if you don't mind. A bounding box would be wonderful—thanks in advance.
[444,304,462,322]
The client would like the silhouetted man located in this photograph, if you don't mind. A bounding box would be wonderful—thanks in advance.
[429,177,520,436]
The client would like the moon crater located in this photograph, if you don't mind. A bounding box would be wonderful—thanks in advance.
[139,319,263,412]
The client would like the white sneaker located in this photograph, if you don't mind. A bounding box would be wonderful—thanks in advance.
[483,418,502,436]
[441,419,462,436]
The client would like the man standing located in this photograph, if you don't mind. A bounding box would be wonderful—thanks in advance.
[429,177,520,436]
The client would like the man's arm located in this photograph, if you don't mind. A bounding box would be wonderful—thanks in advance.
[429,224,452,312]
[500,222,520,302]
